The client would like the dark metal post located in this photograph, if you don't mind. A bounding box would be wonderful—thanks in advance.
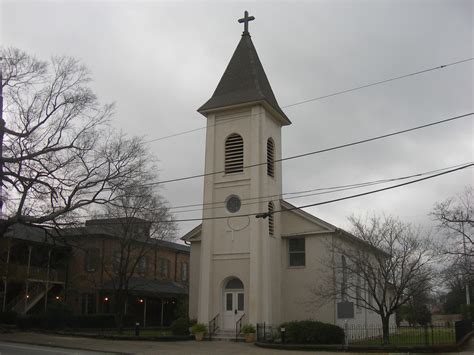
[135,322,140,336]
[0,57,5,225]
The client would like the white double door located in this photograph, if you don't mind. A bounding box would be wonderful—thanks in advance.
[223,290,244,330]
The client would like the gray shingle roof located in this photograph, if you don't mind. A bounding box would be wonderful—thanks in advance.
[5,224,67,247]
[198,33,291,125]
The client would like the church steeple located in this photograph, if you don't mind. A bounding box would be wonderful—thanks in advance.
[198,12,291,125]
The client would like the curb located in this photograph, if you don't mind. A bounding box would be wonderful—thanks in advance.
[37,329,194,342]
[0,338,132,354]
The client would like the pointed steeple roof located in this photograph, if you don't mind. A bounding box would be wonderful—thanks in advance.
[198,33,291,125]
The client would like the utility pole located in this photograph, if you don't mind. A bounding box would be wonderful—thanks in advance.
[461,211,471,305]
[0,57,5,227]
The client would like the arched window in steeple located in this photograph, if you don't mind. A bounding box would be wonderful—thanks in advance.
[268,201,274,236]
[225,133,244,174]
[267,138,274,177]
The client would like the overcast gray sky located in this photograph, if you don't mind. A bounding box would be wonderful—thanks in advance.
[1,0,473,237]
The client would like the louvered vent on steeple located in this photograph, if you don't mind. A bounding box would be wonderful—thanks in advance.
[268,201,274,236]
[225,134,244,174]
[267,138,274,177]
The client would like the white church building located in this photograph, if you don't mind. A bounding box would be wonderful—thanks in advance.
[182,12,385,333]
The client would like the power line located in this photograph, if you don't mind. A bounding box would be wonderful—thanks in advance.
[145,112,473,186]
[144,58,474,144]
[58,162,472,220]
[169,162,471,213]
[175,162,474,222]
[282,58,474,108]
[77,163,473,223]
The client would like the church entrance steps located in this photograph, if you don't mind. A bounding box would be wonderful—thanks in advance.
[210,329,245,342]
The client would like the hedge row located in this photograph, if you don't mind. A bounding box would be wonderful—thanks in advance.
[16,313,136,330]
[0,311,17,325]
[170,317,197,335]
[280,320,345,344]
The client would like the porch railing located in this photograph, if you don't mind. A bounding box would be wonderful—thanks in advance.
[208,313,219,341]
[236,313,245,341]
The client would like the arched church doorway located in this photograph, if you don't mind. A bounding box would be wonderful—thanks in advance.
[222,277,244,330]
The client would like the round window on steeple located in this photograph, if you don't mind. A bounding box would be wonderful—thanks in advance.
[226,195,241,213]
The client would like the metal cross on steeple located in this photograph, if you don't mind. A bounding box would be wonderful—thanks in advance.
[238,11,255,35]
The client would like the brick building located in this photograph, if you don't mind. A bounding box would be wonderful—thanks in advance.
[1,219,190,327]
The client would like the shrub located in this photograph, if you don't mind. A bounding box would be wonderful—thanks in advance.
[280,320,344,344]
[461,304,474,320]
[66,314,135,328]
[0,311,17,325]
[170,317,191,335]
[242,324,256,334]
[45,303,74,329]
[16,314,46,330]
[16,313,135,330]
[190,323,207,334]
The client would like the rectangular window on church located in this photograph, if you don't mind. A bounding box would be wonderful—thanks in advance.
[288,238,305,267]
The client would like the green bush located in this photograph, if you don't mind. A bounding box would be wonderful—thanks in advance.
[17,313,135,330]
[190,323,207,334]
[170,317,191,335]
[280,320,344,344]
[67,314,134,328]
[16,314,46,330]
[461,304,474,320]
[242,324,256,334]
[0,311,17,325]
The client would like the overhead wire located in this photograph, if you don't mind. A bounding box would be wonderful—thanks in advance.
[144,58,474,144]
[71,163,473,223]
[143,112,473,186]
[169,162,472,214]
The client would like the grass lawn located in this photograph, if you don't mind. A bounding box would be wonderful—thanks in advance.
[352,327,455,346]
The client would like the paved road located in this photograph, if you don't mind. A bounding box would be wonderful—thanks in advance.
[0,332,472,355]
[0,341,114,355]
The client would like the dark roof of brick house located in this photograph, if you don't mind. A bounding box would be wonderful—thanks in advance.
[102,277,188,296]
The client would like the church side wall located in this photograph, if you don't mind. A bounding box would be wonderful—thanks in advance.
[188,241,200,320]
[332,236,396,330]
[280,233,335,324]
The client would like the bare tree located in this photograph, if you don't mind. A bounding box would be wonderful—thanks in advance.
[432,186,473,259]
[312,215,438,345]
[432,186,473,306]
[0,47,147,236]
[78,181,176,331]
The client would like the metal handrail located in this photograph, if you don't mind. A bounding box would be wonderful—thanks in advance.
[236,313,245,341]
[208,313,219,341]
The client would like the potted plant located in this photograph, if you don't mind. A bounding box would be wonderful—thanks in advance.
[191,323,207,341]
[242,324,256,343]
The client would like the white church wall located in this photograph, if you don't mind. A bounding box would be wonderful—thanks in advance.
[188,241,201,320]
[210,258,250,324]
[280,233,336,325]
[196,104,287,326]
[281,208,332,236]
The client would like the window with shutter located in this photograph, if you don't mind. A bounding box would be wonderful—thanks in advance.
[268,202,274,236]
[267,138,274,177]
[225,134,244,174]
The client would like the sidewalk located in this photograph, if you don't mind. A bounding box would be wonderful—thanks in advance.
[0,331,472,355]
